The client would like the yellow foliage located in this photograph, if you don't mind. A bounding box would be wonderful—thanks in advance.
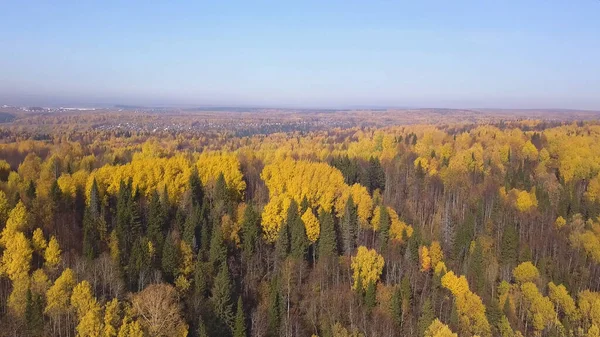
[103,298,120,337]
[32,228,47,252]
[2,201,29,242]
[261,159,373,241]
[196,151,246,195]
[521,141,539,161]
[441,271,470,297]
[555,216,567,229]
[44,236,62,268]
[175,275,192,293]
[261,195,292,242]
[1,231,33,280]
[31,269,51,295]
[425,319,458,337]
[434,261,448,276]
[548,282,578,321]
[71,280,97,318]
[335,183,373,227]
[520,282,556,332]
[7,275,29,317]
[45,268,76,317]
[441,271,490,336]
[302,208,320,243]
[178,241,194,278]
[351,246,385,290]
[512,261,539,284]
[420,246,431,272]
[0,190,8,225]
[429,241,443,269]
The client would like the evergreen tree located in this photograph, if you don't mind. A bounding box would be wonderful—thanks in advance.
[233,296,246,337]
[378,205,391,252]
[267,278,281,337]
[189,167,204,206]
[197,317,209,337]
[400,275,412,319]
[211,264,234,335]
[161,232,180,282]
[275,217,290,261]
[26,180,36,200]
[209,222,227,269]
[317,209,337,258]
[241,204,260,261]
[194,255,208,298]
[391,286,402,327]
[364,281,376,314]
[82,208,99,260]
[469,241,485,294]
[289,200,308,259]
[146,190,166,253]
[25,290,44,336]
[340,196,358,256]
[183,204,201,248]
[89,179,100,219]
[128,237,150,291]
[366,157,386,193]
[501,224,519,267]
[418,298,435,337]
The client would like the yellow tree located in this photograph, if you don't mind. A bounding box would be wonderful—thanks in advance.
[103,298,120,337]
[72,281,102,337]
[425,319,458,337]
[548,282,578,322]
[420,246,431,272]
[32,228,48,253]
[441,271,490,337]
[351,246,385,290]
[301,208,320,243]
[429,241,444,269]
[520,282,556,332]
[44,236,62,268]
[512,261,539,284]
[45,268,76,318]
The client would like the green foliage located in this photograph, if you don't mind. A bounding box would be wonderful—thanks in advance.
[318,209,337,258]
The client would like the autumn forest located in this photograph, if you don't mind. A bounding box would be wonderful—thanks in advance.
[2,110,600,337]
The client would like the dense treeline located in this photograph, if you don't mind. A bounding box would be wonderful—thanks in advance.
[1,121,600,336]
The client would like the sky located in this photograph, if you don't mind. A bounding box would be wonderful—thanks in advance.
[0,1,599,109]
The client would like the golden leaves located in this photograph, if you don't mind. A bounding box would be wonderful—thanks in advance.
[351,246,385,290]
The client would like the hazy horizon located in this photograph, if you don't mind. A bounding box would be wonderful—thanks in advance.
[1,1,599,110]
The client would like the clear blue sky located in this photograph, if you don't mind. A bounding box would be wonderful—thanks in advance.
[1,1,599,109]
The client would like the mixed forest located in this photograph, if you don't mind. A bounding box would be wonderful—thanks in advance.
[2,116,600,337]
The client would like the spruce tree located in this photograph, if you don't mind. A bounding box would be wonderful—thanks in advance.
[418,298,434,336]
[161,232,180,282]
[233,296,247,337]
[267,278,281,337]
[364,281,377,314]
[340,196,358,256]
[241,204,260,261]
[501,224,519,267]
[197,317,209,337]
[289,200,308,259]
[183,204,201,248]
[209,221,227,269]
[147,190,165,253]
[378,205,391,252]
[82,208,99,260]
[189,167,204,206]
[469,241,485,294]
[317,209,336,258]
[400,275,412,319]
[211,264,234,335]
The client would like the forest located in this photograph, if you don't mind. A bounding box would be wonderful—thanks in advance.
[1,116,600,337]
